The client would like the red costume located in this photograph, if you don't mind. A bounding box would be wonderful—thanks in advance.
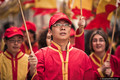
[0,50,30,80]
[89,53,120,79]
[20,42,38,55]
[115,45,120,59]
[20,21,38,55]
[32,41,95,80]
[75,29,85,51]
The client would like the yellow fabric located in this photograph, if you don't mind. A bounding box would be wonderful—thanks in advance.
[0,51,29,80]
[69,0,93,10]
[97,68,104,77]
[1,39,5,51]
[90,53,109,67]
[96,0,116,14]
[35,0,56,8]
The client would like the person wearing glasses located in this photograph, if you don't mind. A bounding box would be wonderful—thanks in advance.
[89,30,120,79]
[0,27,36,80]
[29,12,95,80]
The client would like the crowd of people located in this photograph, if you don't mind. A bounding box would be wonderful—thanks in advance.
[0,12,120,80]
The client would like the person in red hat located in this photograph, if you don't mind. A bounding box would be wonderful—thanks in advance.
[28,12,96,80]
[20,21,38,55]
[0,27,36,80]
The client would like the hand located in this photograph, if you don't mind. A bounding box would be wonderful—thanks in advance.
[101,60,112,77]
[78,16,86,28]
[28,51,38,76]
[104,60,112,77]
[78,16,85,33]
[105,68,112,77]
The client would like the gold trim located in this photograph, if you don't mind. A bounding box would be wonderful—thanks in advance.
[49,41,72,80]
[101,53,106,65]
[75,29,84,37]
[90,53,101,67]
[97,68,104,77]
[48,46,59,52]
[31,70,37,80]
[110,71,114,77]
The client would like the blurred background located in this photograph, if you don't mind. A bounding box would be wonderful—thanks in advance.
[0,0,120,55]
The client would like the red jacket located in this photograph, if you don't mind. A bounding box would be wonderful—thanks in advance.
[32,41,95,80]
[89,53,120,79]
[20,42,38,55]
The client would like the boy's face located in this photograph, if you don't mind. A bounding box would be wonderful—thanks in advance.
[50,19,71,41]
[5,35,23,54]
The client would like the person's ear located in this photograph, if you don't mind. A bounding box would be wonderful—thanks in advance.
[48,29,52,35]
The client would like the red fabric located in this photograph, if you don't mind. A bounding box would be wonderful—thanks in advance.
[74,29,85,51]
[72,7,94,19]
[33,42,95,80]
[0,0,4,5]
[20,21,36,32]
[89,53,120,78]
[115,45,120,59]
[20,42,38,55]
[4,27,23,38]
[49,12,72,28]
[85,4,116,32]
[32,8,57,16]
[23,0,35,5]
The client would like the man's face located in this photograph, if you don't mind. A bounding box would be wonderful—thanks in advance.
[50,19,71,41]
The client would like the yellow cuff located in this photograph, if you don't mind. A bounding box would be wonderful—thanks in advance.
[110,71,114,77]
[31,70,37,80]
[75,29,84,37]
[97,68,104,77]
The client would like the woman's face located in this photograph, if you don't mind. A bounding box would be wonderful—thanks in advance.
[46,32,51,46]
[5,35,23,54]
[92,34,106,53]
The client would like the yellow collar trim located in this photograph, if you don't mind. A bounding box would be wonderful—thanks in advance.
[90,53,101,67]
[49,41,73,80]
[90,53,108,67]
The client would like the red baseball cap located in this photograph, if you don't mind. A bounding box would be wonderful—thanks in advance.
[20,21,36,32]
[49,12,72,28]
[4,27,23,38]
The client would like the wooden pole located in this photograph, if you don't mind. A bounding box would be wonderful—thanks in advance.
[17,0,33,54]
[80,0,82,16]
[108,1,119,60]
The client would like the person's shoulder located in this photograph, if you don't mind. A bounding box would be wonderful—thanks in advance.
[35,47,49,55]
[71,47,88,56]
[110,54,120,62]
[0,51,3,56]
[72,47,86,53]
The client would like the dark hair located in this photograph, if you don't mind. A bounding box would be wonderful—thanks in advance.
[38,29,49,48]
[3,37,9,52]
[28,30,36,41]
[89,30,109,52]
[3,22,14,32]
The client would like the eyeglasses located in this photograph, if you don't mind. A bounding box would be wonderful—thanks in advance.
[52,23,71,27]
[9,39,23,43]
